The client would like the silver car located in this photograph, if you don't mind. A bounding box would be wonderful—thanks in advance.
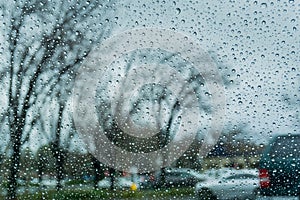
[195,169,259,200]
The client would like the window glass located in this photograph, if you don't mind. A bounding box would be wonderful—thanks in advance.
[270,136,300,157]
[0,0,299,199]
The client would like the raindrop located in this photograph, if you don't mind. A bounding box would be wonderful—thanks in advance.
[261,3,267,8]
[176,8,181,15]
[205,92,210,96]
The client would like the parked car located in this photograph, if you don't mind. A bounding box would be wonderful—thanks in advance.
[97,176,136,190]
[148,168,206,188]
[258,134,300,198]
[202,167,239,179]
[195,168,259,200]
[137,173,156,189]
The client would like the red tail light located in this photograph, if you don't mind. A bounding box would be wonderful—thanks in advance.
[259,168,270,188]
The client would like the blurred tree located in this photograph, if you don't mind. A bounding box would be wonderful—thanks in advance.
[90,154,106,189]
[63,151,94,181]
[175,140,203,170]
[0,0,116,198]
[19,147,35,182]
[91,48,227,188]
[206,125,265,169]
[36,145,56,185]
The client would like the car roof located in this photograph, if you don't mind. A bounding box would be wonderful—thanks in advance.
[203,168,258,179]
[273,133,300,139]
[165,168,198,172]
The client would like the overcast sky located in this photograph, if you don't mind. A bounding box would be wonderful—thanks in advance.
[112,0,300,144]
[1,1,299,153]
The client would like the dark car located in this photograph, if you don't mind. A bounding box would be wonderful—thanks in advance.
[258,134,300,198]
[148,168,206,188]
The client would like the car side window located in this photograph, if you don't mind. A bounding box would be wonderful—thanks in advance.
[270,136,300,158]
[226,174,257,180]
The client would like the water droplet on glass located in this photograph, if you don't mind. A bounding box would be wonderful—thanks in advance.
[261,3,267,8]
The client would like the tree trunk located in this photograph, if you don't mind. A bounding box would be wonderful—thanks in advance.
[160,167,166,188]
[109,168,116,191]
[53,102,65,191]
[7,130,22,200]
[53,148,64,191]
[92,155,104,189]
[37,155,44,189]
